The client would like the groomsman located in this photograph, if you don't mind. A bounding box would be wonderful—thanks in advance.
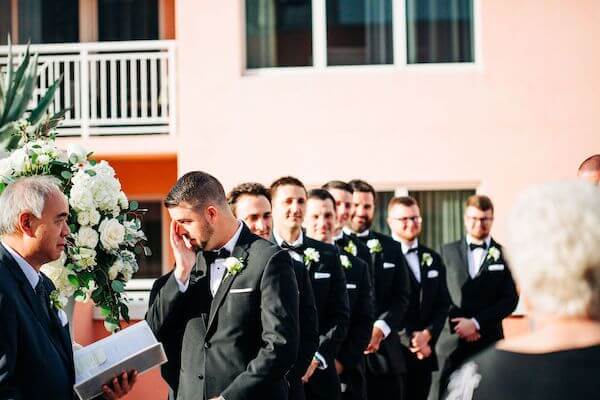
[437,195,518,398]
[578,154,600,184]
[270,177,350,400]
[305,189,374,400]
[322,181,372,270]
[227,182,319,400]
[147,171,299,400]
[387,196,451,400]
[346,179,411,400]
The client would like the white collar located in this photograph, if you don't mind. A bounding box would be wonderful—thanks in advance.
[466,235,491,248]
[391,235,419,254]
[273,229,304,248]
[216,220,244,254]
[332,230,344,242]
[2,241,40,289]
[343,227,369,238]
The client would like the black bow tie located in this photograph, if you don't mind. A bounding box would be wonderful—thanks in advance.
[406,247,419,254]
[469,243,487,251]
[203,248,231,266]
[281,241,302,251]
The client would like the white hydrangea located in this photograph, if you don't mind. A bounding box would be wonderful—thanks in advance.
[77,208,101,226]
[118,191,129,210]
[99,218,125,250]
[108,257,125,280]
[89,175,121,212]
[75,226,99,249]
[70,185,95,211]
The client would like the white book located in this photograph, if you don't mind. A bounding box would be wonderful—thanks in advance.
[73,321,168,400]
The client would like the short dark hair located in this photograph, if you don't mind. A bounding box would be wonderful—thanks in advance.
[307,188,337,209]
[348,179,377,201]
[270,176,306,199]
[322,180,353,194]
[227,182,271,216]
[164,171,227,209]
[465,195,494,213]
[388,196,418,212]
[578,154,600,172]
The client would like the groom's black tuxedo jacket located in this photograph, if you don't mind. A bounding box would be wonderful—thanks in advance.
[352,231,411,375]
[0,243,75,399]
[439,238,518,355]
[147,226,300,400]
[401,244,451,371]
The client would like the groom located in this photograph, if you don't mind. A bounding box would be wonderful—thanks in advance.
[146,171,300,400]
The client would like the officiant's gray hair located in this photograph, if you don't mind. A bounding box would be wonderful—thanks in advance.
[0,176,64,236]
[507,180,600,320]
[165,171,228,210]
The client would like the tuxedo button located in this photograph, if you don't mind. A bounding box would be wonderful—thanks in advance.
[198,374,204,380]
[204,342,211,349]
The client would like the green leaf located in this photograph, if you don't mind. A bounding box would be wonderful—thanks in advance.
[89,159,97,166]
[85,169,96,177]
[73,289,85,302]
[120,303,130,322]
[1,45,31,125]
[129,200,139,211]
[111,280,125,293]
[5,53,39,123]
[69,224,77,233]
[69,154,79,164]
[61,170,72,180]
[100,306,112,317]
[28,74,64,125]
[67,274,80,288]
[133,247,142,255]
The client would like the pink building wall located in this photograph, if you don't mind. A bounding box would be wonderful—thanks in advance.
[175,0,600,240]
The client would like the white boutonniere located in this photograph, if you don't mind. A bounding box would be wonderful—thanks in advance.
[367,239,383,254]
[344,240,358,257]
[49,289,67,311]
[421,252,433,267]
[340,254,352,270]
[224,257,245,278]
[304,248,320,266]
[487,246,501,262]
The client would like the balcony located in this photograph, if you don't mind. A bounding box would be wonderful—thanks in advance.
[0,40,176,138]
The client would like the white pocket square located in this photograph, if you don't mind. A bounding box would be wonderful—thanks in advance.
[346,283,357,289]
[383,262,395,269]
[314,272,331,279]
[427,270,439,278]
[488,264,505,271]
[230,288,253,294]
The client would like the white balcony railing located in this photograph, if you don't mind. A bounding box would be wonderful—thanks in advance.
[0,40,176,137]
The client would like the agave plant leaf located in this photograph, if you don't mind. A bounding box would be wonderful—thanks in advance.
[0,45,31,126]
[4,35,13,102]
[0,121,19,149]
[28,74,63,125]
[5,54,39,123]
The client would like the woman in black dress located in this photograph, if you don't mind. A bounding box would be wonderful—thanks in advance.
[444,181,600,400]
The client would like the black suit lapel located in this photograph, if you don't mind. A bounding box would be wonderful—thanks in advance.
[207,227,251,333]
[457,239,470,284]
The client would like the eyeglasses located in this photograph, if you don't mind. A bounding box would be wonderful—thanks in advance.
[466,216,494,224]
[392,216,422,224]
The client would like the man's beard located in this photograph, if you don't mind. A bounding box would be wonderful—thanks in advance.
[352,217,372,233]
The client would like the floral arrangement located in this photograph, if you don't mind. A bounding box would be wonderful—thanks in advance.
[0,120,149,332]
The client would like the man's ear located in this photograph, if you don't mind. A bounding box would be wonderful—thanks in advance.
[18,212,36,237]
[205,205,218,223]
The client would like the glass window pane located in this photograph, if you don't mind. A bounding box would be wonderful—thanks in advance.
[99,0,159,41]
[246,0,313,68]
[326,0,393,66]
[0,0,11,45]
[134,200,163,279]
[17,0,79,44]
[406,0,474,64]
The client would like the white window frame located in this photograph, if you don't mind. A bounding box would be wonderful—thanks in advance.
[243,0,482,76]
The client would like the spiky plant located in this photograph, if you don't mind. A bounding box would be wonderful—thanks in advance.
[0,36,63,152]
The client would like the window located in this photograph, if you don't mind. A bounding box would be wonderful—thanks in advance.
[246,0,313,68]
[405,0,474,64]
[245,0,475,70]
[133,200,163,279]
[13,0,79,44]
[99,0,159,41]
[326,0,393,66]
[0,0,11,45]
[373,189,475,251]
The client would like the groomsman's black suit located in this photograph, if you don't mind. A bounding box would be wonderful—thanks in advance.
[437,238,518,398]
[273,233,350,400]
[0,243,75,399]
[147,225,300,400]
[347,230,411,400]
[334,234,372,273]
[399,244,451,400]
[287,259,320,400]
[333,246,375,400]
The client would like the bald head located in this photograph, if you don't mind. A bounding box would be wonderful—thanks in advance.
[578,154,600,185]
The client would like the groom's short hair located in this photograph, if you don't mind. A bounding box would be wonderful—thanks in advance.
[165,171,228,210]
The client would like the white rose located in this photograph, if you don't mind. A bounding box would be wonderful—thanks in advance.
[90,175,121,211]
[70,185,95,211]
[99,218,125,250]
[75,226,99,249]
[118,191,128,209]
[0,158,14,182]
[67,144,88,163]
[108,257,124,280]
[92,161,116,177]
[9,148,27,173]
